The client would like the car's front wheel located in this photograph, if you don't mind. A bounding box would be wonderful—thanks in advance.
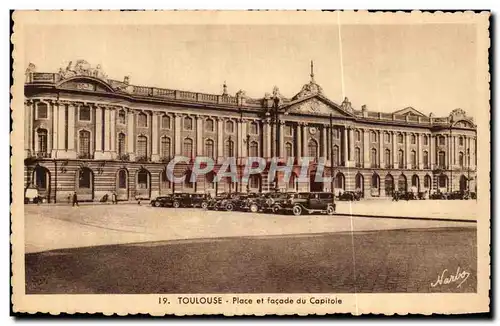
[326,205,335,215]
[154,201,162,207]
[249,203,259,213]
[201,202,208,209]
[271,204,281,214]
[226,203,234,211]
[292,205,302,216]
[173,201,180,208]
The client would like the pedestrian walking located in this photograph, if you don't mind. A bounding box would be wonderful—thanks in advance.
[72,192,79,207]
[111,192,117,204]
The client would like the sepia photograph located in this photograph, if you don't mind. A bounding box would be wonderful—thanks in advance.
[11,10,490,315]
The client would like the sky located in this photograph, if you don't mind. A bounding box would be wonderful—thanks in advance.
[23,23,478,117]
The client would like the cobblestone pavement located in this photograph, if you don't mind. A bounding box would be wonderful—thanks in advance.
[26,227,476,294]
[24,203,476,253]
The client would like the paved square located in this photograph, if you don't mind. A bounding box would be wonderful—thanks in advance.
[24,201,476,293]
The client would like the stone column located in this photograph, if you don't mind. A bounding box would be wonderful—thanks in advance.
[296,123,302,158]
[175,114,182,156]
[110,108,116,159]
[418,133,423,169]
[196,116,203,156]
[217,117,223,159]
[342,127,348,166]
[266,120,273,159]
[348,127,354,163]
[24,100,32,156]
[405,132,410,169]
[103,107,111,153]
[447,134,451,169]
[430,135,435,169]
[302,123,308,159]
[392,131,397,168]
[363,129,370,168]
[127,110,135,160]
[322,126,327,159]
[57,102,65,153]
[241,120,248,158]
[151,112,160,161]
[67,103,75,153]
[51,101,59,157]
[378,130,383,168]
[279,121,285,158]
[94,105,103,159]
[453,135,458,167]
[471,137,476,170]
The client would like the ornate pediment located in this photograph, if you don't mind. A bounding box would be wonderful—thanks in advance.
[57,76,115,93]
[285,97,350,117]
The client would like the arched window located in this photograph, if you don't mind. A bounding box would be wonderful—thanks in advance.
[161,137,171,159]
[78,168,93,189]
[225,139,234,157]
[137,112,148,127]
[249,121,258,134]
[184,116,193,130]
[335,172,345,189]
[411,150,417,168]
[332,145,339,166]
[355,130,361,141]
[385,149,391,167]
[384,132,391,143]
[398,149,404,168]
[289,172,297,189]
[354,147,361,166]
[183,138,193,158]
[285,142,293,158]
[225,120,234,133]
[370,148,378,167]
[370,131,377,142]
[424,175,432,188]
[385,174,394,196]
[161,115,171,129]
[438,151,446,168]
[308,139,318,159]
[397,133,404,144]
[249,141,258,157]
[411,134,416,144]
[36,102,48,119]
[118,110,126,124]
[37,129,48,154]
[423,135,428,145]
[439,174,448,188]
[137,135,148,158]
[371,173,380,189]
[118,169,127,189]
[79,130,91,157]
[34,166,48,189]
[79,105,91,121]
[411,175,419,187]
[137,169,149,189]
[398,174,407,192]
[438,135,445,146]
[355,173,363,189]
[459,152,464,167]
[205,139,214,158]
[423,151,429,169]
[161,169,171,189]
[205,118,214,132]
[118,133,126,156]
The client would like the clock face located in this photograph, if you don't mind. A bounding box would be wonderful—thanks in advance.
[309,127,317,135]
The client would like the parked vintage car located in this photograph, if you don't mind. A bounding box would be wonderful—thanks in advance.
[24,186,42,204]
[251,192,294,213]
[338,191,361,201]
[429,192,448,200]
[447,190,472,200]
[206,192,238,210]
[150,195,172,207]
[281,192,336,216]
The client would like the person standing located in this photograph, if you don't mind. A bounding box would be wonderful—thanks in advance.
[72,192,79,207]
[112,192,117,204]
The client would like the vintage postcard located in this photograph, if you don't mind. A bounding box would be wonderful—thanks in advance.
[11,10,490,315]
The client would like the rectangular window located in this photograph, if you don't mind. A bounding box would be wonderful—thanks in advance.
[37,103,48,119]
[161,115,171,129]
[79,106,91,121]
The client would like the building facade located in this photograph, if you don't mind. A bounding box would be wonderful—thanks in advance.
[23,60,477,202]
